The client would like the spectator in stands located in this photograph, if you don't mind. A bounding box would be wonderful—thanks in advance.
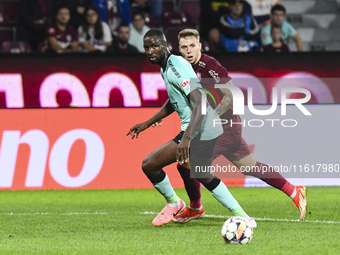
[261,4,302,51]
[17,0,61,51]
[245,0,280,26]
[91,0,131,34]
[61,0,91,30]
[128,12,149,53]
[146,0,162,27]
[263,24,289,52]
[107,0,131,35]
[218,0,260,52]
[43,6,78,53]
[106,23,138,53]
[78,5,113,52]
[131,0,162,27]
[199,0,230,44]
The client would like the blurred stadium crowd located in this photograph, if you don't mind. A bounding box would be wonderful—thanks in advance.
[0,0,339,53]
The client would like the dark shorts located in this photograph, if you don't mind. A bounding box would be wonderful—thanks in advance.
[214,115,252,161]
[173,131,217,159]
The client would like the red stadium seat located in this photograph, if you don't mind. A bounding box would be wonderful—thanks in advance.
[0,30,13,48]
[163,11,193,31]
[143,12,158,28]
[0,3,10,27]
[2,1,19,23]
[201,41,215,53]
[2,41,32,53]
[179,0,200,24]
[163,0,175,13]
[166,29,182,53]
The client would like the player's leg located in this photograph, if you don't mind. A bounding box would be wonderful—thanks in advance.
[174,127,239,224]
[173,161,205,223]
[189,135,257,228]
[142,138,185,226]
[220,115,307,220]
[232,151,307,220]
[174,131,204,222]
[232,152,294,195]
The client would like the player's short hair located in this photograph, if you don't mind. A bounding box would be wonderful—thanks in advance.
[271,24,282,33]
[178,29,200,43]
[144,29,167,43]
[271,4,286,15]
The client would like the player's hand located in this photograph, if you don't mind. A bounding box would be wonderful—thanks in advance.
[126,122,149,139]
[151,119,163,127]
[176,137,190,164]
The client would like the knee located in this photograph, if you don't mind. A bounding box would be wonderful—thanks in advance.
[142,156,158,176]
[142,156,151,174]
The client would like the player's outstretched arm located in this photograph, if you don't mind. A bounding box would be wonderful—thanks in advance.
[177,89,204,164]
[126,99,174,139]
[215,80,234,117]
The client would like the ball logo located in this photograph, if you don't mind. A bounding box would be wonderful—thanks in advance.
[181,79,190,89]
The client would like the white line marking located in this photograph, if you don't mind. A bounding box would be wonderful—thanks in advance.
[140,212,340,224]
[2,212,109,216]
[3,211,339,225]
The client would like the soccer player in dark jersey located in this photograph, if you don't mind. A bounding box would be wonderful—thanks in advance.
[127,29,257,227]
[172,28,307,222]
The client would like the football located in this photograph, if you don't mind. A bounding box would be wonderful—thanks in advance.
[221,216,253,244]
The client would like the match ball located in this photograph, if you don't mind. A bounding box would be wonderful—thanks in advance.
[221,216,253,244]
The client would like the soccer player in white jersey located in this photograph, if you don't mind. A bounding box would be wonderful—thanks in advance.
[127,29,257,227]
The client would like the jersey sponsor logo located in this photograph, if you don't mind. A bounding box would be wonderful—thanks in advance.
[208,70,220,83]
[172,102,178,108]
[57,41,71,49]
[169,60,181,78]
[181,79,190,89]
[262,33,269,39]
[198,61,206,68]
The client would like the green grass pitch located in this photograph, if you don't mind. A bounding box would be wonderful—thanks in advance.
[0,186,339,254]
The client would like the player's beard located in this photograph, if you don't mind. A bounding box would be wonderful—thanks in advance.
[154,51,165,65]
[119,39,128,46]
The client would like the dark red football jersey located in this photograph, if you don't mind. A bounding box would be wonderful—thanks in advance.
[193,53,233,120]
[46,23,77,50]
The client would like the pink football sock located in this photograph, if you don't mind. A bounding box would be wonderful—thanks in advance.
[243,162,295,197]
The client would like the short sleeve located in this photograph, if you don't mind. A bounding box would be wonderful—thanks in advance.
[286,22,297,37]
[78,26,86,43]
[102,22,113,43]
[261,24,272,45]
[206,58,231,84]
[170,57,200,96]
